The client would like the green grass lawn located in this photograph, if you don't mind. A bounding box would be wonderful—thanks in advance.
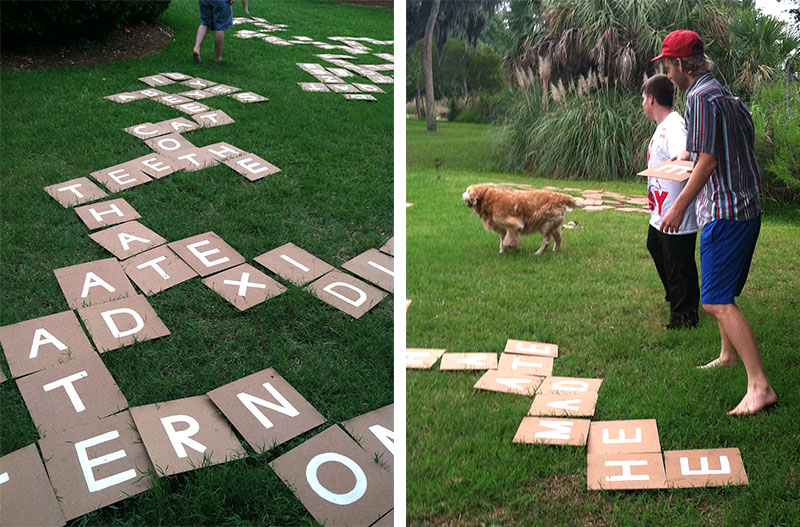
[0,1,392,525]
[406,121,800,526]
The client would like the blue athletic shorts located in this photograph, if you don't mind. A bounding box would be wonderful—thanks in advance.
[199,0,233,31]
[699,217,760,305]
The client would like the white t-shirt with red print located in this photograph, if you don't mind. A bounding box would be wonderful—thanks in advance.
[646,111,698,234]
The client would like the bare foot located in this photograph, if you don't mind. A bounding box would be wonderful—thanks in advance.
[727,386,778,416]
[698,357,738,370]
[192,50,201,63]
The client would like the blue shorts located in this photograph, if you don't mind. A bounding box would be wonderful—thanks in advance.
[199,0,233,31]
[700,218,760,305]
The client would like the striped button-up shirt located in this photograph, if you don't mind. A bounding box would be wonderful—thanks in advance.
[684,72,761,225]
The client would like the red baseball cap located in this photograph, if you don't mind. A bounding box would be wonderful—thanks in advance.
[651,30,704,61]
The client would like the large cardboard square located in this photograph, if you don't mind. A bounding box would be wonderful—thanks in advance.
[307,271,387,319]
[130,395,246,476]
[77,294,170,352]
[504,339,558,358]
[587,453,667,490]
[137,88,168,98]
[192,110,236,128]
[0,310,95,378]
[45,177,108,207]
[536,376,603,395]
[158,94,192,107]
[474,370,543,396]
[269,425,392,527]
[254,243,334,285]
[121,245,198,295]
[178,89,216,100]
[299,82,331,92]
[497,353,554,377]
[405,348,446,369]
[663,448,748,488]
[74,198,141,230]
[230,91,269,103]
[317,74,345,83]
[587,419,661,456]
[327,67,353,77]
[127,153,180,179]
[207,367,326,453]
[89,221,167,260]
[0,444,66,527]
[153,116,200,134]
[167,147,220,171]
[353,83,385,93]
[16,352,128,437]
[38,411,153,521]
[329,83,360,93]
[202,263,286,311]
[341,248,393,292]
[203,141,245,160]
[169,232,245,277]
[439,353,497,370]
[161,72,192,81]
[176,101,212,115]
[341,404,394,472]
[144,133,196,156]
[181,77,217,89]
[90,164,152,192]
[379,237,394,256]
[208,84,241,95]
[344,94,378,101]
[512,417,590,446]
[54,258,137,309]
[223,153,281,181]
[139,74,173,87]
[637,159,693,182]
[104,92,142,104]
[124,122,169,140]
[528,392,598,417]
[0,369,6,383]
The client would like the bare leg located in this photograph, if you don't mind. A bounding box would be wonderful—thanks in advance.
[214,30,225,61]
[699,320,739,369]
[703,303,777,415]
[193,24,208,62]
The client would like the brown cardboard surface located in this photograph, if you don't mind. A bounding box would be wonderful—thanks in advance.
[77,294,170,352]
[504,339,558,358]
[161,72,192,81]
[352,83,385,93]
[38,411,153,521]
[307,271,387,319]
[587,419,661,455]
[269,425,392,527]
[192,110,236,128]
[158,94,192,107]
[637,159,693,182]
[90,164,152,192]
[178,89,216,100]
[137,88,168,98]
[344,94,378,101]
[341,248,393,292]
[439,353,497,370]
[341,404,394,472]
[473,370,543,396]
[16,352,128,437]
[253,243,335,285]
[89,221,167,260]
[45,177,108,207]
[373,511,393,526]
[223,154,281,181]
[664,448,748,488]
[130,395,247,476]
[327,67,353,77]
[168,232,245,277]
[528,392,598,417]
[405,348,446,369]
[144,133,196,156]
[203,142,245,160]
[513,416,590,446]
[0,444,66,527]
[378,237,394,256]
[153,116,200,134]
[536,376,603,395]
[74,198,141,230]
[317,74,345,83]
[54,258,137,309]
[167,147,220,171]
[176,101,212,115]
[497,353,554,377]
[202,263,286,311]
[207,367,326,453]
[230,91,269,103]
[139,74,173,87]
[124,122,170,140]
[328,84,360,93]
[181,77,217,89]
[127,153,180,179]
[121,245,198,295]
[0,310,95,378]
[299,82,331,92]
[587,453,667,490]
[207,84,241,95]
[0,369,6,383]
[104,92,142,104]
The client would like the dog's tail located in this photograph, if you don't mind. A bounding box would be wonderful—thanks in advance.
[560,193,587,211]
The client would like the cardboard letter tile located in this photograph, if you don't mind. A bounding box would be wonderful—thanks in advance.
[158,94,192,107]
[637,159,694,182]
[144,133,196,156]
[299,82,330,92]
[344,94,378,101]
[270,425,392,527]
[202,263,286,311]
[168,147,220,171]
[139,74,173,87]
[528,392,598,418]
[587,419,661,456]
[474,370,543,396]
[253,242,334,285]
[124,122,169,140]
[405,348,445,369]
[181,77,217,89]
[341,249,393,292]
[497,353,554,377]
[512,416,590,446]
[207,84,240,95]
[536,376,603,395]
[229,91,268,103]
[587,453,667,490]
[54,258,137,309]
[439,353,497,371]
[379,237,394,256]
[0,444,66,527]
[203,141,245,161]
[90,164,152,193]
[176,102,212,115]
[45,177,107,207]
[307,271,387,319]
[161,72,191,81]
[130,395,246,476]
[223,153,281,181]
[504,339,558,358]
[207,367,326,453]
[169,231,245,277]
[329,84,360,93]
[104,92,142,104]
[0,310,95,378]
[121,245,198,295]
[154,116,200,134]
[38,411,153,521]
[127,153,180,179]
[74,198,141,230]
[664,448,748,488]
[89,221,167,260]
[192,110,236,128]
[16,352,128,437]
[341,404,394,472]
[137,88,168,98]
[178,89,215,101]
[77,294,170,352]
[0,369,6,383]
[353,83,385,93]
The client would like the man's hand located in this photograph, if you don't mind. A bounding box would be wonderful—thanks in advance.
[671,150,691,161]
[660,203,686,233]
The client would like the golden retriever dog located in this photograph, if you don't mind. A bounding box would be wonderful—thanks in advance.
[462,184,585,254]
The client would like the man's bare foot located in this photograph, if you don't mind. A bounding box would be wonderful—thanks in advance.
[192,49,201,63]
[727,386,777,416]
[698,357,738,370]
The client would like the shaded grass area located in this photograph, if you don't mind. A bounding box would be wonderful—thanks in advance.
[406,123,800,526]
[0,1,392,525]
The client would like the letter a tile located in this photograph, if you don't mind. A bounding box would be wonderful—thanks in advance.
[474,370,543,396]
[54,258,137,309]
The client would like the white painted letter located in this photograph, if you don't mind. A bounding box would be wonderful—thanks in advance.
[602,427,642,444]
[160,415,206,459]
[236,382,299,430]
[306,453,367,505]
[534,420,574,440]
[100,308,144,339]
[75,431,137,492]
[29,328,68,359]
[136,256,170,279]
[42,371,89,412]
[81,272,116,298]
[322,282,366,307]
[679,456,731,476]
[186,240,230,268]
[604,460,650,482]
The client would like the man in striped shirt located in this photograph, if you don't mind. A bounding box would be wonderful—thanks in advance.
[653,30,777,415]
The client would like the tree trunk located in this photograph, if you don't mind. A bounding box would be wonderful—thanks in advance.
[423,0,441,132]
[415,90,422,120]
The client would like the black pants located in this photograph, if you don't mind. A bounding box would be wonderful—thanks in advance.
[647,225,700,325]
